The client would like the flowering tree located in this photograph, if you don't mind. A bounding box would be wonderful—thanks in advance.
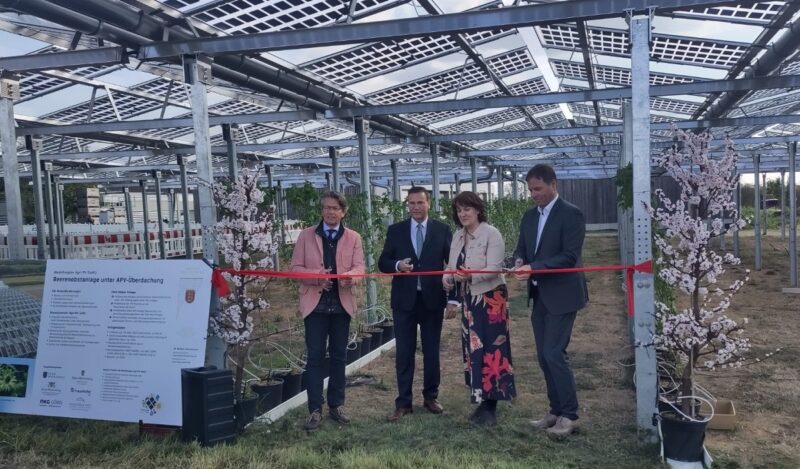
[211,169,277,401]
[648,128,750,416]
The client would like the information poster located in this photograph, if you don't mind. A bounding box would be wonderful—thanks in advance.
[0,260,212,425]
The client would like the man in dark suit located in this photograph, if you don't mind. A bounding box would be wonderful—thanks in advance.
[512,164,589,438]
[379,187,452,421]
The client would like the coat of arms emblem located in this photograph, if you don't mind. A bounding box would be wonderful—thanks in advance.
[185,289,196,303]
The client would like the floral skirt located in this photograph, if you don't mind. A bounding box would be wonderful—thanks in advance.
[461,284,516,403]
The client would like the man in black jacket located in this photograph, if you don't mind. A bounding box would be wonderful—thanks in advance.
[512,164,589,438]
[378,187,452,421]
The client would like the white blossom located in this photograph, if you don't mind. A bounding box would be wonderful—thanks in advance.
[648,128,750,393]
[209,169,278,346]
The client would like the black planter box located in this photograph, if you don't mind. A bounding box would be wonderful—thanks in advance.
[181,367,236,446]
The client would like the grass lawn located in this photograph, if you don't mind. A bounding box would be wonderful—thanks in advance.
[0,236,663,468]
[0,275,45,287]
[1,235,797,467]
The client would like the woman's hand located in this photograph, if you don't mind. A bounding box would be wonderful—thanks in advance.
[442,276,454,291]
[445,303,459,319]
[454,268,471,283]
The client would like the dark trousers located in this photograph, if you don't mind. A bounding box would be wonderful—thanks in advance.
[393,292,444,409]
[304,311,351,413]
[531,290,579,421]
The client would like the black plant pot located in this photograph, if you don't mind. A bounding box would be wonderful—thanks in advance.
[380,321,394,342]
[346,342,360,364]
[366,328,383,350]
[359,334,372,356]
[278,372,303,403]
[250,378,283,414]
[233,396,259,432]
[660,411,708,463]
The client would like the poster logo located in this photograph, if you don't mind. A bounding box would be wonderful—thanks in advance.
[184,289,196,304]
[142,393,162,416]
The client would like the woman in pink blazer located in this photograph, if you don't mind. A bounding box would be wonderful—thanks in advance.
[290,191,365,432]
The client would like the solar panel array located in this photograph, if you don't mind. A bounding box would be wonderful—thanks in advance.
[0,0,797,181]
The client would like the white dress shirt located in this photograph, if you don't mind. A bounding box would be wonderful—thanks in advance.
[535,194,558,254]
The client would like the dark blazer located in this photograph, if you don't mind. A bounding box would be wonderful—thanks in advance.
[378,218,452,312]
[514,197,589,314]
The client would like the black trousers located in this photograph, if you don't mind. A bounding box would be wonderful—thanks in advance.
[393,292,444,409]
[304,311,350,413]
[531,288,579,420]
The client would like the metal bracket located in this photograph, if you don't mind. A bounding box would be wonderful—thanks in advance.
[24,135,43,152]
[0,71,20,99]
[222,123,239,141]
[182,54,213,85]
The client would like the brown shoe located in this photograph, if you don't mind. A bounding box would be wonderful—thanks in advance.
[530,412,558,430]
[329,406,351,424]
[423,399,444,414]
[303,410,322,432]
[386,407,413,422]
[545,416,579,439]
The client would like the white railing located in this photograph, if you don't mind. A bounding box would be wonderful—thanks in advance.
[0,221,302,260]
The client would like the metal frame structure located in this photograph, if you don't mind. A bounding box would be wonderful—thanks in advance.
[1,0,800,432]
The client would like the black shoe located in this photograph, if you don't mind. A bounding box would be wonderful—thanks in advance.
[329,406,351,424]
[303,410,322,432]
[469,407,497,427]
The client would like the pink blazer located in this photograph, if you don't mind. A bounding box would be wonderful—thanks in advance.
[290,226,366,317]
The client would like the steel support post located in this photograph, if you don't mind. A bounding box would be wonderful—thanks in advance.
[431,143,440,213]
[276,181,286,245]
[186,54,223,369]
[168,189,176,228]
[183,54,217,262]
[496,165,504,209]
[390,159,400,201]
[55,180,65,259]
[753,156,762,271]
[140,180,152,260]
[42,162,56,259]
[26,136,46,260]
[222,123,239,179]
[621,101,635,267]
[123,187,134,231]
[455,172,461,195]
[153,171,167,259]
[511,170,518,200]
[265,165,274,189]
[780,170,786,240]
[789,142,797,287]
[630,15,657,435]
[470,158,478,193]
[355,117,377,311]
[177,155,193,260]
[762,173,768,236]
[733,181,740,257]
[329,147,340,192]
[0,73,24,259]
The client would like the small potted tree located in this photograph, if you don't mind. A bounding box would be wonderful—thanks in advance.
[647,128,751,464]
[210,169,277,429]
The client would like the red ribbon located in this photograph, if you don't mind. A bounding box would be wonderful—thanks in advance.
[212,260,653,317]
[211,269,231,297]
